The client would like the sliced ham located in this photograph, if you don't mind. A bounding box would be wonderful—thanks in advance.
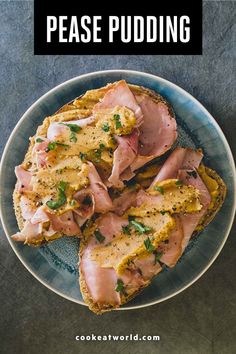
[31,206,50,224]
[32,138,50,168]
[141,148,210,265]
[93,80,143,127]
[177,169,211,252]
[134,253,162,280]
[13,201,81,243]
[80,213,128,306]
[113,188,138,216]
[159,216,184,267]
[11,221,43,243]
[73,190,95,226]
[108,130,139,188]
[47,116,95,141]
[151,147,203,185]
[49,211,81,236]
[87,162,113,213]
[130,95,177,171]
[80,246,121,306]
[80,212,163,307]
[20,196,36,220]
[15,165,33,193]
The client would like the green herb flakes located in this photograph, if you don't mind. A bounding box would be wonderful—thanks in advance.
[154,251,163,264]
[46,141,69,152]
[122,225,131,235]
[46,181,68,210]
[115,279,125,293]
[79,152,87,161]
[187,170,198,179]
[36,138,43,143]
[83,195,92,206]
[102,123,110,132]
[144,237,155,252]
[130,220,152,234]
[94,230,105,243]
[154,186,164,194]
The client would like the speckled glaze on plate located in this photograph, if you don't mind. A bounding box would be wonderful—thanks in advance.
[0,70,235,309]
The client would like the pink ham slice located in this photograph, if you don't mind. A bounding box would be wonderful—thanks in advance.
[159,216,184,268]
[133,253,162,280]
[87,162,113,213]
[93,80,143,127]
[80,213,128,306]
[177,169,211,252]
[147,148,210,267]
[150,147,203,185]
[12,221,43,242]
[113,188,138,216]
[12,198,81,242]
[20,196,36,220]
[47,116,95,141]
[15,165,33,193]
[130,95,177,171]
[49,211,81,236]
[108,129,139,188]
[80,212,163,307]
[32,138,50,168]
[120,254,162,294]
[30,206,81,237]
[73,190,95,226]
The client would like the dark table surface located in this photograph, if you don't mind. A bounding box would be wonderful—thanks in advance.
[0,1,235,353]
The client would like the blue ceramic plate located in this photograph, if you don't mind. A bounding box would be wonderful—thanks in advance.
[0,70,235,309]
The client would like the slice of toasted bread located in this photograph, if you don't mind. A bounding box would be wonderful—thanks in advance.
[13,81,174,245]
[79,165,226,314]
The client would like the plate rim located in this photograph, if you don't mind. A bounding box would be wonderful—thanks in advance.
[0,69,235,310]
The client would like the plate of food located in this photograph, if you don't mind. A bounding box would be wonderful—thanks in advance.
[0,70,235,314]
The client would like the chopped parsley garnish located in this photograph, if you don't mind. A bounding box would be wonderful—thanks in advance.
[122,225,131,235]
[102,122,110,132]
[46,181,68,210]
[176,179,183,186]
[59,123,82,143]
[124,216,152,235]
[94,230,105,243]
[130,220,152,234]
[70,132,78,143]
[46,141,69,151]
[127,258,132,266]
[115,121,122,129]
[83,195,92,206]
[154,186,164,194]
[36,137,43,143]
[144,237,155,252]
[70,199,76,206]
[79,152,87,161]
[154,251,163,264]
[160,210,166,215]
[113,114,122,129]
[187,170,198,179]
[59,122,82,133]
[115,279,125,293]
[94,149,102,158]
[99,143,105,150]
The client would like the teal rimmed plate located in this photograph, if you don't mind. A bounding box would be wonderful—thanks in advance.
[0,70,235,309]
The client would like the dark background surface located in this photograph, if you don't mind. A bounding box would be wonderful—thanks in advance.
[0,1,235,353]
